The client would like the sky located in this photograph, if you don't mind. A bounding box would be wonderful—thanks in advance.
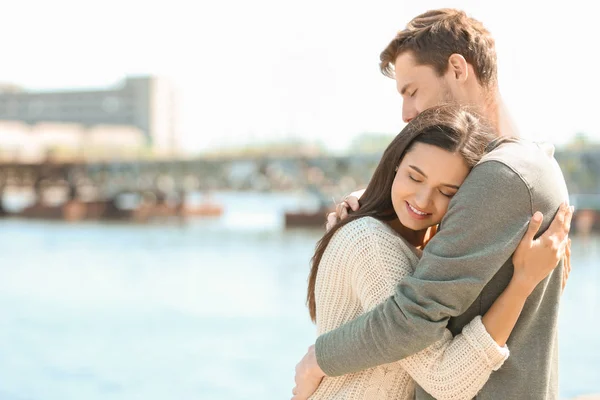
[2,0,599,153]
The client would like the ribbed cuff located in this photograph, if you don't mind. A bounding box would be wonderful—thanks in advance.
[463,315,510,370]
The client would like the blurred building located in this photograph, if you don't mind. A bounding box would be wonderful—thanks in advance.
[0,76,178,153]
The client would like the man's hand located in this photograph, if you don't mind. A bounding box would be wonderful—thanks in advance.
[291,345,326,400]
[325,189,365,231]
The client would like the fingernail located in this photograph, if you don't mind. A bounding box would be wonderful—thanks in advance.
[533,211,542,221]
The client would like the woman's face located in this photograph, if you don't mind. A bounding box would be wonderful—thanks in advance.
[391,142,470,231]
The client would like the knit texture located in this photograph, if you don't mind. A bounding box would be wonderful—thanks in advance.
[309,217,509,400]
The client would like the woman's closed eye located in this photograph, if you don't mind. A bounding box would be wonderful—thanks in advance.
[408,174,422,183]
[439,189,456,198]
[408,172,457,197]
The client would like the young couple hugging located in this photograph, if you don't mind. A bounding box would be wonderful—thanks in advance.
[293,9,572,400]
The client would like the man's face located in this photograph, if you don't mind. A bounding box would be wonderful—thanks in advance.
[394,52,455,123]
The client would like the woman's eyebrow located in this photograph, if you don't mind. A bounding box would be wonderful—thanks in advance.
[408,165,426,176]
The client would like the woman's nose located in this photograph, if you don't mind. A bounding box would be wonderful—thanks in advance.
[414,189,432,208]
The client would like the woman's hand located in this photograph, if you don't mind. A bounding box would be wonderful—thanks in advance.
[562,238,572,293]
[325,189,365,231]
[511,203,574,296]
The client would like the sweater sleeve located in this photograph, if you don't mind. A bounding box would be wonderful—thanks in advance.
[353,221,509,400]
[398,318,508,400]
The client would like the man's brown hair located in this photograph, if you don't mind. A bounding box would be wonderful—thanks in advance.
[380,9,497,88]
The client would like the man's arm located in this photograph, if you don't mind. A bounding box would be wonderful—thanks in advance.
[315,160,557,376]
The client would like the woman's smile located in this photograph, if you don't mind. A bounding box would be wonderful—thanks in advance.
[405,201,431,220]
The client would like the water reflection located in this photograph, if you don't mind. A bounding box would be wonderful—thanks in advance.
[0,194,598,399]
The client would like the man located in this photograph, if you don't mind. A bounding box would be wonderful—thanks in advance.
[293,9,571,400]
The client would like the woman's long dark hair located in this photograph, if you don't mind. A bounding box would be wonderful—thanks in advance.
[307,104,506,322]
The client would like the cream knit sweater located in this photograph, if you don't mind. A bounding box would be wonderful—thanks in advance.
[309,217,510,400]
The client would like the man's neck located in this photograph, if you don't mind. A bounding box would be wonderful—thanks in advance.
[481,91,519,139]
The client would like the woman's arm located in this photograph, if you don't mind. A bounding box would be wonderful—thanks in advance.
[353,229,507,400]
[397,317,507,400]
[354,209,571,400]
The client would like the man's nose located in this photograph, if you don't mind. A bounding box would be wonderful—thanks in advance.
[402,104,417,123]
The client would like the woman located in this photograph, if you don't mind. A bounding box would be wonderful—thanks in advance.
[306,105,571,400]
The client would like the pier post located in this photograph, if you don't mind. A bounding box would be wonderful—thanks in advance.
[0,184,5,216]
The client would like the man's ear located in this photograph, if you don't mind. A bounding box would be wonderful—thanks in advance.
[447,53,469,82]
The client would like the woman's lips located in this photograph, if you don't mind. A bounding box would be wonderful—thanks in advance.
[405,201,431,220]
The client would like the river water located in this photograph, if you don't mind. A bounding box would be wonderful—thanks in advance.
[0,192,598,399]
